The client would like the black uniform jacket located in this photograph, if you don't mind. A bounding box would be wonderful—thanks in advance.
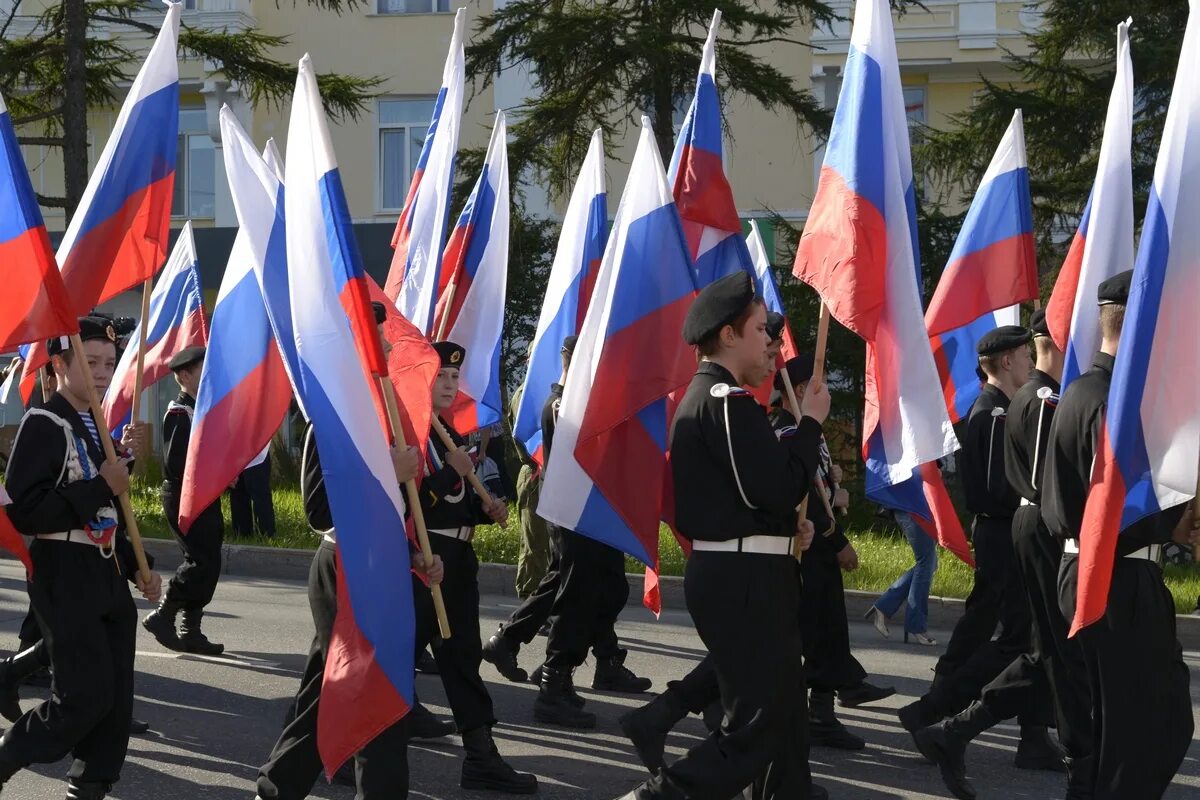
[162,392,195,485]
[961,383,1019,519]
[669,361,821,543]
[1004,369,1059,505]
[541,384,563,464]
[422,417,489,531]
[770,406,850,555]
[1041,353,1182,554]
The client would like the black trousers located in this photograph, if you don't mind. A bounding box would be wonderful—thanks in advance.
[0,539,137,785]
[413,534,495,732]
[668,654,719,714]
[257,542,409,800]
[800,547,867,692]
[499,526,563,644]
[162,483,225,609]
[1059,554,1192,800]
[920,515,1034,723]
[642,552,809,800]
[230,454,277,537]
[545,530,629,669]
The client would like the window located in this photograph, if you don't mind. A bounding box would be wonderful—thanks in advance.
[378,97,436,211]
[377,0,450,13]
[142,0,196,9]
[173,108,215,218]
[903,86,927,130]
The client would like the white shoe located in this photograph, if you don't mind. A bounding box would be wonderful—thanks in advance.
[864,606,890,639]
[905,631,937,646]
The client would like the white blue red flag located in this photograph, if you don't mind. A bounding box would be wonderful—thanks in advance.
[930,304,1019,423]
[1047,19,1134,393]
[180,135,292,533]
[20,2,181,402]
[386,9,466,335]
[1073,8,1200,635]
[0,484,31,578]
[793,0,967,564]
[432,112,510,435]
[0,90,76,353]
[538,117,698,609]
[668,10,756,288]
[514,129,607,465]
[103,221,207,435]
[747,219,798,404]
[286,57,414,773]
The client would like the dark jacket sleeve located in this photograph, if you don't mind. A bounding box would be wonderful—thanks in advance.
[726,394,820,516]
[162,408,191,483]
[5,414,114,534]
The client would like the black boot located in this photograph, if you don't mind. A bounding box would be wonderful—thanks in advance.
[482,630,527,683]
[809,689,865,750]
[1065,754,1095,799]
[529,663,584,708]
[415,648,439,674]
[592,649,652,693]
[0,745,22,791]
[837,680,896,708]
[914,701,997,800]
[142,599,184,652]
[898,698,940,762]
[333,759,355,786]
[618,690,687,774]
[534,666,596,729]
[179,608,224,656]
[460,725,538,794]
[1014,724,1067,772]
[407,702,456,740]
[0,645,45,722]
[65,780,111,799]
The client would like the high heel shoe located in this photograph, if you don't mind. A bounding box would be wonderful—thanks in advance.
[904,631,937,646]
[863,606,890,639]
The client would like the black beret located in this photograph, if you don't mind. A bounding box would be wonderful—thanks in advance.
[371,301,387,325]
[433,341,466,368]
[1030,308,1049,337]
[682,271,755,345]
[561,335,578,356]
[765,311,786,343]
[774,353,815,391]
[48,316,118,356]
[168,346,206,372]
[1098,270,1133,306]
[976,325,1032,357]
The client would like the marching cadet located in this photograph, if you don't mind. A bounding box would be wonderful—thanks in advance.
[1042,271,1195,800]
[917,309,1080,799]
[413,341,537,794]
[616,271,829,800]
[143,346,226,655]
[0,317,162,800]
[770,355,895,752]
[899,325,1061,775]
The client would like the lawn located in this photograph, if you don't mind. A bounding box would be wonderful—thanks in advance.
[130,480,1200,615]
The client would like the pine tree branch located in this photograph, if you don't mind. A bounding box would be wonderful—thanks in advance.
[16,136,64,147]
[11,107,65,127]
[36,193,68,209]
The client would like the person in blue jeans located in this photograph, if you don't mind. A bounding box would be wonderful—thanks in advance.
[866,511,938,645]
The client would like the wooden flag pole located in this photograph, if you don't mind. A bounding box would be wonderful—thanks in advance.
[431,417,507,528]
[71,333,152,584]
[378,377,451,640]
[433,277,459,343]
[40,366,51,403]
[129,279,153,461]
[790,303,833,559]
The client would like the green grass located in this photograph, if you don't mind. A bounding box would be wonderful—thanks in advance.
[128,481,1200,614]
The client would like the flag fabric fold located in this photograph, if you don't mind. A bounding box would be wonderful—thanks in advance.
[102,221,207,435]
[513,129,607,465]
[1073,9,1200,635]
[0,483,32,577]
[930,304,1019,424]
[747,220,798,405]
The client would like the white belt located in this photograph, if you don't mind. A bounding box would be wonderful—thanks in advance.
[35,530,101,548]
[1020,498,1035,507]
[429,526,473,542]
[1062,539,1162,562]
[692,535,794,555]
[322,532,336,544]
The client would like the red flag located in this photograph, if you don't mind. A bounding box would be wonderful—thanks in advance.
[367,278,439,462]
[0,485,32,577]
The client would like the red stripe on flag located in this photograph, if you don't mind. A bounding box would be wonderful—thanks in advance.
[1070,422,1123,637]
[672,145,742,233]
[1047,231,1086,352]
[0,506,32,577]
[916,460,973,567]
[0,226,76,353]
[925,233,1039,336]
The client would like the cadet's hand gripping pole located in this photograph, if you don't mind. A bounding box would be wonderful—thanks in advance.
[789,303,834,559]
[431,417,507,529]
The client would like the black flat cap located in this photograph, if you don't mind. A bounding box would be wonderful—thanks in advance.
[48,316,118,356]
[561,335,578,356]
[766,311,786,343]
[682,271,755,345]
[371,301,387,325]
[433,341,466,368]
[1098,270,1133,306]
[168,346,206,372]
[976,325,1032,357]
[1030,308,1050,337]
[774,353,815,391]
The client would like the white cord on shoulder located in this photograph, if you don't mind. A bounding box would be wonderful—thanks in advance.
[1031,401,1046,491]
[723,395,758,510]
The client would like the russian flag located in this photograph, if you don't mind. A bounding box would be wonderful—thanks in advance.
[386,9,465,335]
[538,117,698,608]
[0,91,76,353]
[102,221,207,435]
[19,3,180,402]
[286,55,414,775]
[1046,19,1135,393]
[793,0,966,564]
[930,304,1019,423]
[514,129,606,465]
[0,484,32,578]
[1072,8,1200,636]
[668,10,757,289]
[747,219,799,405]
[180,137,292,534]
[431,113,509,435]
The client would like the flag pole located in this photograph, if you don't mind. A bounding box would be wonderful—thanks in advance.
[790,302,833,559]
[377,376,451,640]
[433,277,459,342]
[431,417,506,528]
[39,366,51,403]
[129,278,153,458]
[70,333,152,584]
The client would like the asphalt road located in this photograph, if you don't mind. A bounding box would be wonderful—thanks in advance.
[0,561,1197,800]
